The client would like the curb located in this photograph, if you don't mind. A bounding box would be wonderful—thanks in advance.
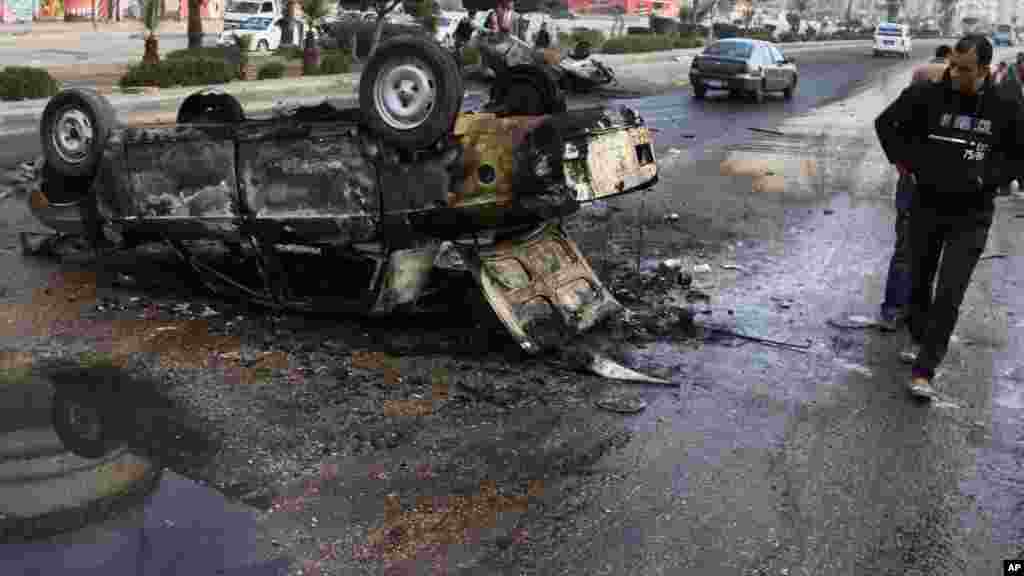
[0,425,161,543]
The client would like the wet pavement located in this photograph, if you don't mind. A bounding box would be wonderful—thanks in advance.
[0,43,1022,575]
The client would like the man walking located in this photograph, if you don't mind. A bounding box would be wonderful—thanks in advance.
[878,43,952,330]
[875,34,1024,398]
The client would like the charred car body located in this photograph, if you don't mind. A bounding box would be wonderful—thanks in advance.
[31,34,656,351]
[33,34,659,459]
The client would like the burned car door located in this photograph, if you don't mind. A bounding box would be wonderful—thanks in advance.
[110,124,242,239]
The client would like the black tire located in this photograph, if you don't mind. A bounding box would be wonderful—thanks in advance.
[176,91,246,124]
[40,88,115,179]
[495,64,566,116]
[52,392,121,459]
[783,76,796,100]
[693,83,705,99]
[752,81,764,104]
[258,39,270,51]
[360,34,463,150]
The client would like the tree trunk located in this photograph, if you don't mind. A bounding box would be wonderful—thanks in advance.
[144,34,160,65]
[188,0,202,49]
[92,0,97,27]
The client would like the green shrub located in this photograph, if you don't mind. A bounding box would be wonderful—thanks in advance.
[0,66,59,101]
[460,45,481,66]
[275,45,304,60]
[119,57,236,89]
[166,46,233,60]
[602,33,678,54]
[318,50,352,74]
[672,34,704,49]
[257,60,287,79]
[559,27,606,51]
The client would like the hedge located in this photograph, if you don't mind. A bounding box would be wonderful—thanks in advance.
[257,61,287,79]
[165,46,234,60]
[315,50,353,75]
[0,66,59,101]
[558,27,607,51]
[119,57,237,88]
[275,45,304,60]
[602,33,702,54]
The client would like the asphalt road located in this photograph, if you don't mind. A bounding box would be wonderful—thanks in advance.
[3,40,1023,575]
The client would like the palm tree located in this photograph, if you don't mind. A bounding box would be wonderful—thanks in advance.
[188,0,203,50]
[142,0,162,65]
[301,0,330,72]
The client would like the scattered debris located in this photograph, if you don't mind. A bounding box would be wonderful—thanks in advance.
[833,358,874,378]
[685,289,710,302]
[664,212,680,222]
[771,296,794,310]
[595,391,648,414]
[827,315,881,330]
[693,263,712,274]
[667,148,682,156]
[561,343,672,384]
[720,263,745,272]
[702,326,811,353]
[748,127,785,137]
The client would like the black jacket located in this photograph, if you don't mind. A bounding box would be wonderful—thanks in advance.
[875,70,1024,213]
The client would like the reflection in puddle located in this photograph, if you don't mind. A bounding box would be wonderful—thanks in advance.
[0,471,290,575]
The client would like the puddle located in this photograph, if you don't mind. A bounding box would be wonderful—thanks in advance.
[0,470,290,575]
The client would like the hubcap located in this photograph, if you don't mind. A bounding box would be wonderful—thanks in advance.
[64,400,102,442]
[51,107,94,166]
[373,59,437,131]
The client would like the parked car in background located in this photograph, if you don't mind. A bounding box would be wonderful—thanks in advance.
[218,15,284,50]
[873,22,911,58]
[224,0,279,30]
[689,38,797,103]
[994,24,1014,46]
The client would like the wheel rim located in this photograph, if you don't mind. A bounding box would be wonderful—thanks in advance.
[63,399,102,443]
[51,106,95,166]
[373,58,437,131]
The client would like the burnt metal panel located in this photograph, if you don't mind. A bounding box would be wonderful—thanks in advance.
[452,113,547,207]
[236,122,379,245]
[116,124,240,220]
[465,223,622,354]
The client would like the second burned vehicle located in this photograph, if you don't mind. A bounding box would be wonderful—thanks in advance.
[30,34,659,357]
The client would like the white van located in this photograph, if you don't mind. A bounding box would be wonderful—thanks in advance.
[873,22,911,58]
[224,0,280,31]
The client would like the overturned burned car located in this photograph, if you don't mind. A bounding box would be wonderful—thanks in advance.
[32,34,661,458]
[31,34,657,355]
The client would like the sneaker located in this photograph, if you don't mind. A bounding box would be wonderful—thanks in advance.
[907,376,937,399]
[900,341,921,364]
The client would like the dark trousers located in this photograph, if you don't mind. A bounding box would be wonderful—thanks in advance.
[881,208,911,319]
[881,173,915,319]
[906,206,993,380]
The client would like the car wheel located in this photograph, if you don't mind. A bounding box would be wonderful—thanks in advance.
[360,34,463,150]
[258,39,270,51]
[177,91,246,124]
[693,83,706,99]
[52,391,122,459]
[783,76,796,100]
[752,81,765,104]
[40,88,115,179]
[495,64,566,115]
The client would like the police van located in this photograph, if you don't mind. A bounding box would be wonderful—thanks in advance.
[873,22,912,59]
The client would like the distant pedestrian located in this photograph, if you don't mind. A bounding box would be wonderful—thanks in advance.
[535,21,551,48]
[874,34,1024,398]
[878,44,952,330]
